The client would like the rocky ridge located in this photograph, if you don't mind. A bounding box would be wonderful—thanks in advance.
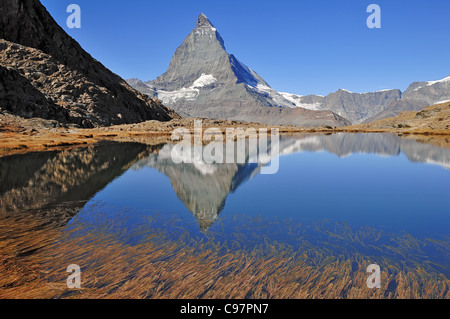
[281,77,450,124]
[0,0,178,128]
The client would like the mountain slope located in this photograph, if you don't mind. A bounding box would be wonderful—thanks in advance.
[281,89,402,124]
[354,101,450,132]
[365,76,450,123]
[322,89,402,124]
[284,74,450,125]
[130,14,350,127]
[0,0,178,127]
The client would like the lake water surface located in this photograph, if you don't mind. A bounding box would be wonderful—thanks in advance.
[1,133,449,298]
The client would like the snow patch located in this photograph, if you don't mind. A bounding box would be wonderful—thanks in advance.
[279,137,322,155]
[192,74,217,88]
[434,99,450,105]
[157,144,218,175]
[253,84,298,108]
[157,88,199,104]
[247,84,324,110]
[414,75,450,91]
[156,74,217,104]
[279,92,304,99]
[279,92,322,111]
[426,75,450,86]
[359,89,396,94]
[195,28,217,36]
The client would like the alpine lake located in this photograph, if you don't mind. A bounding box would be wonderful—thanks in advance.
[0,133,448,299]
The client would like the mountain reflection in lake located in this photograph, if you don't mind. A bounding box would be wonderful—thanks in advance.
[0,133,449,299]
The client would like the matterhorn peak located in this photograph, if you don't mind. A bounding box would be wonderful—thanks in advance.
[197,13,214,28]
[135,12,351,128]
[192,13,224,48]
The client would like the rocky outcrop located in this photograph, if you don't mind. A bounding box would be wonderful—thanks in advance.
[281,74,450,125]
[126,79,158,98]
[0,0,179,127]
[0,64,69,122]
[322,89,402,124]
[280,89,403,124]
[365,76,450,123]
[129,14,350,128]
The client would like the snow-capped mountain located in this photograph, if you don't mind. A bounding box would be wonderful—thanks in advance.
[128,13,450,126]
[284,89,403,124]
[128,14,350,127]
[278,74,450,124]
[366,75,450,122]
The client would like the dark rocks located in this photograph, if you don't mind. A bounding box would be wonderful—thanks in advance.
[0,0,179,128]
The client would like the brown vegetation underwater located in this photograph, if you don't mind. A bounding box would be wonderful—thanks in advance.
[1,101,449,299]
[0,205,448,299]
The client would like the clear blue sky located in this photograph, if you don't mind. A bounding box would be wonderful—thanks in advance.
[41,0,450,96]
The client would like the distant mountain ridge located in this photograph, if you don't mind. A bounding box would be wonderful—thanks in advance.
[281,89,403,124]
[261,74,450,124]
[129,14,450,125]
[129,14,350,128]
[363,75,450,123]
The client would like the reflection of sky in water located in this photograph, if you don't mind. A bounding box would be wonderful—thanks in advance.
[70,134,450,277]
[77,149,450,238]
[2,133,448,294]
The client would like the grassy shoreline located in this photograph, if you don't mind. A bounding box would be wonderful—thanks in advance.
[1,115,450,157]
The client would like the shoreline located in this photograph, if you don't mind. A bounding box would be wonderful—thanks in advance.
[1,118,450,157]
[2,100,449,156]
